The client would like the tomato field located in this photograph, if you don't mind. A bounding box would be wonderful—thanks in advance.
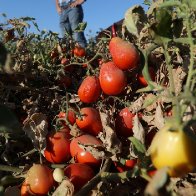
[0,0,196,195]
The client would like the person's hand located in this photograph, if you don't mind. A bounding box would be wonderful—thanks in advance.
[56,5,62,14]
[70,0,85,8]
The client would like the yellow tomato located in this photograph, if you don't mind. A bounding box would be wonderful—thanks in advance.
[149,123,196,177]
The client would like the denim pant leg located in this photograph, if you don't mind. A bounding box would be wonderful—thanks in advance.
[68,6,87,48]
[59,9,72,38]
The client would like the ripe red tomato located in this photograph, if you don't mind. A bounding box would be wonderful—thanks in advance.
[138,67,156,87]
[25,164,54,195]
[73,46,86,57]
[114,159,137,172]
[64,163,95,191]
[109,37,139,70]
[147,169,157,177]
[58,110,76,127]
[76,107,103,136]
[21,182,31,196]
[61,57,69,65]
[99,61,127,95]
[78,76,101,103]
[70,134,102,167]
[44,128,71,163]
[82,63,88,68]
[115,108,135,137]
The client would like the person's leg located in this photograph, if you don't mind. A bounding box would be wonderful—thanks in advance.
[68,6,87,48]
[59,10,72,41]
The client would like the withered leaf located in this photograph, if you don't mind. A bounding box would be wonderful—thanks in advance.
[128,94,146,113]
[132,114,145,144]
[99,112,122,158]
[23,113,48,151]
[154,103,165,130]
[78,142,105,160]
[52,179,74,196]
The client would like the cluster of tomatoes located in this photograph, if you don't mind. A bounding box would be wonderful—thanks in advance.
[21,109,103,195]
[20,36,150,195]
[20,35,196,195]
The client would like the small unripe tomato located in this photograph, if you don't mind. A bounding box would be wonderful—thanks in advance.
[149,123,196,177]
[25,164,54,195]
[44,129,71,163]
[53,168,65,183]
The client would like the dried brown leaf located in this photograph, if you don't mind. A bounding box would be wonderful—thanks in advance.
[78,142,105,160]
[52,179,74,196]
[154,103,165,130]
[132,114,145,144]
[23,113,48,150]
[173,67,187,95]
[128,94,146,113]
[99,112,122,160]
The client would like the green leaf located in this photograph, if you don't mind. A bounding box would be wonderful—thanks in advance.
[0,105,23,135]
[144,0,152,6]
[189,0,196,9]
[129,137,146,154]
[155,8,172,38]
[124,5,147,37]
[74,22,87,32]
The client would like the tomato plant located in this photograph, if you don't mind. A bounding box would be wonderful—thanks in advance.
[24,164,54,195]
[78,76,101,103]
[44,128,71,163]
[99,61,127,95]
[109,37,139,70]
[64,163,95,191]
[149,123,196,177]
[115,107,135,137]
[70,134,102,167]
[76,107,103,136]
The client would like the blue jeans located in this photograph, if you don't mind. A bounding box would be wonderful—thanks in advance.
[59,4,87,48]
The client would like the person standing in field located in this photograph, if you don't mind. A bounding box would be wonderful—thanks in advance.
[55,0,87,48]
